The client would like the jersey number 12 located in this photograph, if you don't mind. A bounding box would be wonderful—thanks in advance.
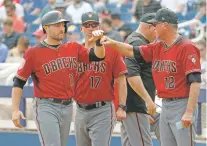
[164,76,175,89]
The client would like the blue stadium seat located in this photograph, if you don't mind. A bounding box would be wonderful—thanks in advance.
[177,13,187,23]
[120,12,132,22]
[30,39,36,46]
[121,3,132,12]
[126,22,139,31]
[105,3,120,13]
[186,11,196,20]
[26,24,40,33]
[24,13,38,24]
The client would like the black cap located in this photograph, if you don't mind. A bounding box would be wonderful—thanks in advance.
[149,8,178,24]
[81,12,99,24]
[140,13,156,24]
[110,12,121,19]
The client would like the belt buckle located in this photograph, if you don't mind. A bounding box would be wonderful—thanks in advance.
[81,104,88,109]
[60,100,64,104]
[78,103,85,108]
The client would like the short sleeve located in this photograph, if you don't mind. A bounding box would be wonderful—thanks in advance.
[77,44,90,63]
[125,57,141,78]
[133,43,155,62]
[16,48,34,81]
[182,44,201,75]
[113,53,128,78]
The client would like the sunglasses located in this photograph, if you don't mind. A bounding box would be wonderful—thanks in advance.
[82,23,99,28]
[152,22,163,27]
[3,22,12,26]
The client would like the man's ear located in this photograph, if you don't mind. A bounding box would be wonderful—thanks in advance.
[80,26,83,32]
[43,25,48,33]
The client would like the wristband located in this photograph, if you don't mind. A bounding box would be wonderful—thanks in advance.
[119,104,127,111]
[96,39,102,47]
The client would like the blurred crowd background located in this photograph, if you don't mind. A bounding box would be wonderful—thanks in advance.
[0,0,206,140]
[0,0,206,64]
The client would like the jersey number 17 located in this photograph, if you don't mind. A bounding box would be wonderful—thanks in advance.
[90,76,102,88]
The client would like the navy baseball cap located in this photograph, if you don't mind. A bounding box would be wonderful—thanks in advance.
[110,12,121,19]
[81,12,99,24]
[148,8,178,24]
[140,13,156,24]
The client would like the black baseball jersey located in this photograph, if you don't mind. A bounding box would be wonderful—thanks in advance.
[125,32,156,113]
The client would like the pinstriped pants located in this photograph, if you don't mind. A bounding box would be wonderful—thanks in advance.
[33,98,73,146]
[121,112,153,146]
[160,98,197,146]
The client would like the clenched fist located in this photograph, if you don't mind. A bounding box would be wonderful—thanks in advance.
[89,30,104,42]
[116,107,127,121]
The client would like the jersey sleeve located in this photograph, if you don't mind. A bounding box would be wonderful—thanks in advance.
[125,57,141,78]
[133,43,155,62]
[16,48,34,81]
[77,43,90,63]
[182,44,201,75]
[113,52,128,78]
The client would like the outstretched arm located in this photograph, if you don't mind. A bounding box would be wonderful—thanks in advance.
[101,36,134,58]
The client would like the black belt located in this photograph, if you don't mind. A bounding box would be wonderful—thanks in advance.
[77,101,106,110]
[162,97,188,101]
[40,98,72,105]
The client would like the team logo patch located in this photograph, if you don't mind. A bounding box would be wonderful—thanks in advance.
[188,54,197,65]
[18,58,26,70]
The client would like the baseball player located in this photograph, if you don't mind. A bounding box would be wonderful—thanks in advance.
[101,8,201,146]
[121,13,158,146]
[74,12,128,146]
[11,11,105,146]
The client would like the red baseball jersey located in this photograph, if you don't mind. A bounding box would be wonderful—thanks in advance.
[74,47,127,104]
[16,42,90,99]
[134,37,201,98]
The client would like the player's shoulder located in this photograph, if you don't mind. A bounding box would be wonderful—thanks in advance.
[29,42,47,50]
[64,41,83,48]
[179,37,199,50]
[25,45,39,53]
[145,40,161,50]
[126,32,146,46]
[65,41,81,45]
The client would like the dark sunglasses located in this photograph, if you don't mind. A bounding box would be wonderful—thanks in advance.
[82,23,99,28]
[3,22,12,26]
[152,22,163,27]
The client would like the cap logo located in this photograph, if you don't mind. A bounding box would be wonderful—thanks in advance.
[162,17,165,20]
[58,12,63,19]
[88,13,93,18]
